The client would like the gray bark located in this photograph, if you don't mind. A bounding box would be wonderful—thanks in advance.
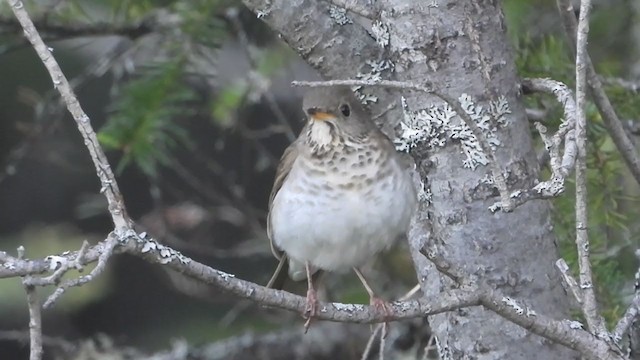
[391,2,577,359]
[242,0,577,359]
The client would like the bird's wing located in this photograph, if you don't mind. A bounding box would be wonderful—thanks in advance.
[267,140,299,260]
[265,139,300,289]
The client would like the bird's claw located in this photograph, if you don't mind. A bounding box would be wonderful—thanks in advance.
[303,288,318,333]
[371,296,392,338]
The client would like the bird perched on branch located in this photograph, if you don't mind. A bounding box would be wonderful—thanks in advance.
[266,85,417,330]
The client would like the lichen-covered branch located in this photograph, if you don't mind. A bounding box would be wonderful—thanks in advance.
[0,233,625,360]
[505,78,579,210]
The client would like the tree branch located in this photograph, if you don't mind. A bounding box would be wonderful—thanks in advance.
[0,233,624,360]
[573,0,607,336]
[18,246,43,360]
[556,0,640,186]
[7,0,131,232]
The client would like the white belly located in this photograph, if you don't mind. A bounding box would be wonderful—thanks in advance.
[270,159,416,273]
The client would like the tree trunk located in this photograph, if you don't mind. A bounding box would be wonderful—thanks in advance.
[242,0,578,358]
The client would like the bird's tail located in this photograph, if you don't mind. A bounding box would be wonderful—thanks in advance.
[266,254,289,289]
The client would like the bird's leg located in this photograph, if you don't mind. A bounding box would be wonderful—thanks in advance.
[354,267,392,336]
[303,261,318,333]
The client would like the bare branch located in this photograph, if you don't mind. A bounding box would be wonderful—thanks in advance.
[0,234,623,359]
[556,0,640,186]
[556,258,584,305]
[18,246,43,360]
[573,0,606,336]
[43,237,117,308]
[293,79,434,93]
[7,0,131,232]
[614,299,640,344]
[23,283,42,360]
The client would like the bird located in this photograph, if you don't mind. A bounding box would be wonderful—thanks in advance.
[266,85,417,330]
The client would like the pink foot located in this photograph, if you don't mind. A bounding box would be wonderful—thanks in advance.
[371,297,392,338]
[303,288,318,333]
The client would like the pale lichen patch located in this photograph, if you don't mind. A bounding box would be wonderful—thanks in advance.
[396,94,511,166]
[417,180,432,204]
[139,238,191,264]
[354,60,394,104]
[370,20,390,48]
[565,320,584,330]
[395,96,454,152]
[329,5,352,25]
[501,296,524,315]
[453,94,511,169]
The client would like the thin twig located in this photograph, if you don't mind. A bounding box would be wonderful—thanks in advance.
[360,325,382,360]
[360,284,422,360]
[573,0,606,336]
[293,79,434,94]
[556,258,584,305]
[43,237,117,308]
[613,298,640,343]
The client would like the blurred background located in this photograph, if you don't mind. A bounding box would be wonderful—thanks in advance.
[0,0,639,359]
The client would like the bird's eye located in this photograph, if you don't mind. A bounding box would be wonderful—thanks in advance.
[339,104,351,117]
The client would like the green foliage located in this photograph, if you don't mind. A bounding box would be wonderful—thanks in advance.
[211,82,248,128]
[553,129,637,324]
[514,34,574,82]
[91,0,233,177]
[98,60,196,177]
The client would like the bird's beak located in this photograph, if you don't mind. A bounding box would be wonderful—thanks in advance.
[307,108,336,121]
